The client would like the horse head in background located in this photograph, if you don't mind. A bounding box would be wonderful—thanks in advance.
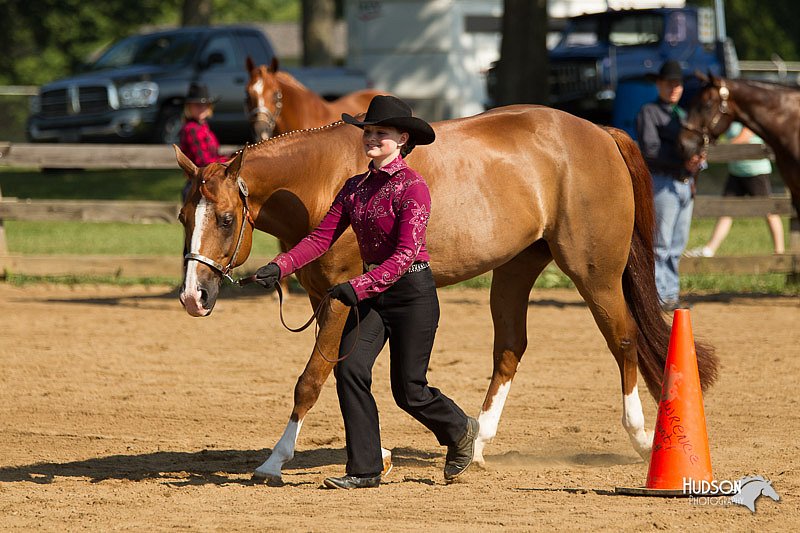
[245,56,385,141]
[245,57,283,141]
[679,72,800,214]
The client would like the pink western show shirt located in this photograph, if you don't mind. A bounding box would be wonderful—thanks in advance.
[271,155,431,301]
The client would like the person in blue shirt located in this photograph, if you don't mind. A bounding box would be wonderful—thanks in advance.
[685,122,784,258]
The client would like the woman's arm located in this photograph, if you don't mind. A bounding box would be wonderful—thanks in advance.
[270,184,353,278]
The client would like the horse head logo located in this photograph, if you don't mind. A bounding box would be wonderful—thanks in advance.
[730,476,780,513]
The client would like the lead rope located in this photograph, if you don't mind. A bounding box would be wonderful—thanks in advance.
[238,275,359,363]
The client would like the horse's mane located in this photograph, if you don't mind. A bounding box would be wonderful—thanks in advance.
[275,70,309,92]
[231,120,349,158]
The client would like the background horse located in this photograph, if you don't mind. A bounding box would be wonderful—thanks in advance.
[175,106,718,485]
[679,74,800,217]
[245,56,384,141]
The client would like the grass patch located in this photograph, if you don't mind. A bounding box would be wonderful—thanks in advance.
[4,220,281,256]
[4,273,181,287]
[682,273,798,295]
[686,217,790,257]
[0,168,185,201]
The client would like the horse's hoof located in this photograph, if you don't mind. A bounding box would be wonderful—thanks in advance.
[252,470,284,486]
[382,454,393,478]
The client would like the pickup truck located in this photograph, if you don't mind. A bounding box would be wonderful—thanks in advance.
[26,25,370,145]
[487,7,736,136]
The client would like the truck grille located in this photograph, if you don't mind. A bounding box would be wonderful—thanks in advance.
[39,84,112,118]
[549,62,603,103]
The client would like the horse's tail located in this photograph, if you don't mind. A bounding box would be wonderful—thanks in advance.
[602,126,719,399]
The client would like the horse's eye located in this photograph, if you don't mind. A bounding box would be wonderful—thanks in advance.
[178,212,186,224]
[219,213,234,227]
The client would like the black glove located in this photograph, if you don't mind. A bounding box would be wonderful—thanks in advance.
[328,282,358,306]
[254,262,281,290]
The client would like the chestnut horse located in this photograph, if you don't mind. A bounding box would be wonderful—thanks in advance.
[245,56,384,141]
[679,74,800,216]
[176,105,718,485]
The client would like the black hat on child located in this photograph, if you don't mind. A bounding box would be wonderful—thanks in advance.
[656,60,683,81]
[184,82,219,104]
[342,95,435,145]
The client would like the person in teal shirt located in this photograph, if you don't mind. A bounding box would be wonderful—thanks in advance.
[686,122,785,257]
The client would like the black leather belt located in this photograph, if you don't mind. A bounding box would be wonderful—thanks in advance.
[364,261,429,273]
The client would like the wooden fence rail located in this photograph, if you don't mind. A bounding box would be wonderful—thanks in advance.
[0,142,798,280]
[0,143,239,169]
[0,142,773,169]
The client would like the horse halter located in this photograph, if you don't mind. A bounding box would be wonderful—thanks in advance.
[248,87,283,140]
[682,80,731,149]
[184,173,255,284]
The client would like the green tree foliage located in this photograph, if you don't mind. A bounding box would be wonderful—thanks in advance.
[0,0,300,85]
[690,0,800,60]
[212,0,300,24]
[0,0,174,85]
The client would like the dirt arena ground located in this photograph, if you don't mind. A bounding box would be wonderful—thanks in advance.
[0,282,797,531]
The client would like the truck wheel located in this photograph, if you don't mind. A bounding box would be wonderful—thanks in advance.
[154,107,183,144]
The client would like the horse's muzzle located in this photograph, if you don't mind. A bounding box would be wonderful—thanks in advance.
[180,281,218,317]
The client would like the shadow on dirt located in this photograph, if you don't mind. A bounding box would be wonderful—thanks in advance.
[0,445,443,486]
[487,450,641,468]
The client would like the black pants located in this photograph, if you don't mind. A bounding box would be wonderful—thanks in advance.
[334,267,469,476]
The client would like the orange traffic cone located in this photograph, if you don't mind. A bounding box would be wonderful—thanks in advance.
[645,309,713,490]
[616,309,713,496]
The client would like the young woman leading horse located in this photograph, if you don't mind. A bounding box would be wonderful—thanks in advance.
[678,73,800,219]
[175,105,719,486]
[253,95,479,489]
[245,56,384,141]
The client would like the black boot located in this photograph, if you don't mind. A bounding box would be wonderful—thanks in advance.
[322,474,381,489]
[444,417,479,482]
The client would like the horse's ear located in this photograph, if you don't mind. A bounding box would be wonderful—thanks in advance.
[269,56,279,73]
[246,55,255,73]
[226,147,246,179]
[694,69,709,84]
[173,144,198,178]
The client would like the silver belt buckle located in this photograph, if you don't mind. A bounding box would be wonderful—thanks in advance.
[364,262,429,273]
[407,261,429,273]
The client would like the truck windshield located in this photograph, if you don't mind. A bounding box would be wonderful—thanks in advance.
[88,33,199,70]
[609,14,662,46]
[559,13,664,48]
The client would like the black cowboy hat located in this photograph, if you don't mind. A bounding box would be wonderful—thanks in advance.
[646,60,684,82]
[184,82,219,104]
[342,95,435,145]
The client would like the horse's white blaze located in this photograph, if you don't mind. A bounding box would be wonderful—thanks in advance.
[473,380,512,464]
[255,418,303,480]
[181,197,211,317]
[252,78,265,108]
[622,385,652,460]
